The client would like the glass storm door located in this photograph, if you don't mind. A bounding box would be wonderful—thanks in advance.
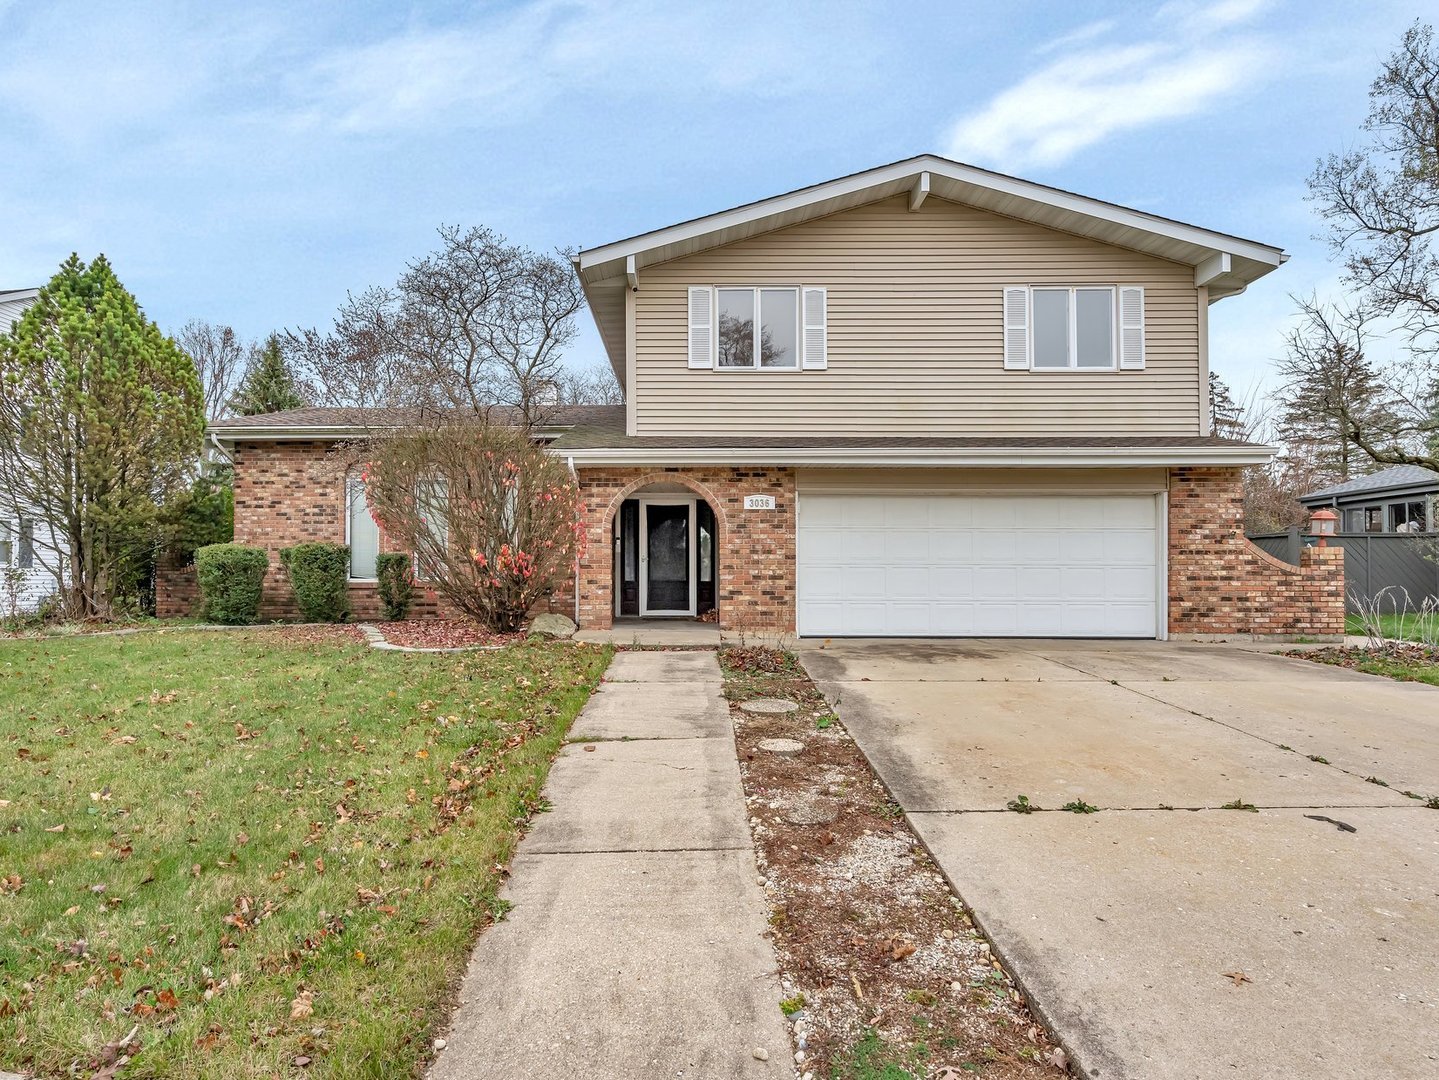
[643,503,691,613]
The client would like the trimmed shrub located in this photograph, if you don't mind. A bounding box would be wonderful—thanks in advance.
[280,543,351,623]
[194,543,268,625]
[375,553,415,621]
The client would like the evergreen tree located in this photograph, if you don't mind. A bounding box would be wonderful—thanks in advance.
[0,254,204,617]
[230,334,306,415]
[1208,373,1247,440]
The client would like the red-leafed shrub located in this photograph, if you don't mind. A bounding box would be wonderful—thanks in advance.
[359,421,584,633]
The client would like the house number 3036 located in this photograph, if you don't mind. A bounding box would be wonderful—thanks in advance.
[744,495,776,510]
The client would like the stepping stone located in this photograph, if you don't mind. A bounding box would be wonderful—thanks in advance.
[741,698,800,715]
[783,798,839,826]
[757,738,805,757]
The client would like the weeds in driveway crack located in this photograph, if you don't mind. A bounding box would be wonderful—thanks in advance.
[1060,800,1100,814]
[1365,776,1389,787]
[1308,754,1330,764]
[1006,795,1038,814]
[1220,799,1259,812]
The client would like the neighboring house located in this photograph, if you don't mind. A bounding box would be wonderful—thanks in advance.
[1299,466,1439,534]
[0,287,68,616]
[199,156,1344,638]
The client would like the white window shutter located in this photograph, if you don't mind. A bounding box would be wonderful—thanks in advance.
[687,286,713,369]
[801,287,827,370]
[1119,286,1145,370]
[1003,287,1030,370]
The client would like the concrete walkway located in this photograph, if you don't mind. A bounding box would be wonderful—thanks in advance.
[430,650,790,1080]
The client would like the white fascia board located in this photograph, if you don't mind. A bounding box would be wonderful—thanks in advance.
[909,171,930,212]
[576,155,1286,278]
[556,444,1277,468]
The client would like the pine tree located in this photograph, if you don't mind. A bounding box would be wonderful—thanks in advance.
[1208,373,1247,440]
[230,334,306,416]
[0,254,204,616]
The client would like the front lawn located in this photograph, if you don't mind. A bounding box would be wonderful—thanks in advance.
[1345,611,1439,644]
[0,628,610,1078]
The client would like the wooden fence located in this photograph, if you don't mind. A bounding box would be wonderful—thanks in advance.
[1248,529,1439,611]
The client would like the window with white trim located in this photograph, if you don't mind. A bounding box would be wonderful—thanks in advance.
[717,287,799,369]
[346,479,379,580]
[1032,286,1116,369]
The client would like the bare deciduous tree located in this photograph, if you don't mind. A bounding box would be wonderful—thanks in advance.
[292,226,585,425]
[1277,298,1424,474]
[1304,21,1439,470]
[552,361,623,406]
[176,319,246,419]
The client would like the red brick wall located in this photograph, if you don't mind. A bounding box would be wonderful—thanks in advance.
[576,467,795,632]
[1168,466,1345,638]
[158,439,570,623]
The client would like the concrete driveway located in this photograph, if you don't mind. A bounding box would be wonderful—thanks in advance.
[801,640,1439,1080]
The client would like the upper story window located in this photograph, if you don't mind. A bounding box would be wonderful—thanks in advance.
[1032,287,1115,369]
[689,286,827,370]
[717,288,798,369]
[1004,285,1145,371]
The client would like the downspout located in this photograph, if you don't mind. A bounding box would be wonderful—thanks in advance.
[568,455,580,626]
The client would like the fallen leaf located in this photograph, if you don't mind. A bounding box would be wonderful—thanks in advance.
[155,987,179,1012]
[45,824,65,833]
[293,1054,312,1068]
[313,857,324,875]
[236,832,250,846]
[289,989,314,1020]
[1221,970,1253,986]
[64,905,81,916]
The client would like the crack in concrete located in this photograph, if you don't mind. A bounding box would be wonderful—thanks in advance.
[907,803,1414,815]
[1033,650,1424,794]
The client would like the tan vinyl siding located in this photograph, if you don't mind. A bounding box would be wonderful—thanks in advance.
[795,467,1168,494]
[633,195,1202,436]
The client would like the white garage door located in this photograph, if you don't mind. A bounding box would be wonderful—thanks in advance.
[797,494,1160,638]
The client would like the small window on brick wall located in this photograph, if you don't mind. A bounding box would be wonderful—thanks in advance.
[346,479,379,579]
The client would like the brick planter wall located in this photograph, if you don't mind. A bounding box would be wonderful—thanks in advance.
[1168,467,1345,638]
[576,467,795,632]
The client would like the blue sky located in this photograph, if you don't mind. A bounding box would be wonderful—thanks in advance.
[0,0,1422,401]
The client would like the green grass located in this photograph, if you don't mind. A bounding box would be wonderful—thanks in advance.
[1305,647,1439,687]
[831,1027,921,1079]
[0,630,611,1079]
[1346,612,1439,643]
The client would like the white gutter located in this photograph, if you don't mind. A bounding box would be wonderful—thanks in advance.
[555,444,1277,468]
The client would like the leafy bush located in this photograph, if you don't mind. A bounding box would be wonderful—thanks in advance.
[280,543,350,623]
[375,553,415,621]
[194,543,268,624]
[171,467,234,564]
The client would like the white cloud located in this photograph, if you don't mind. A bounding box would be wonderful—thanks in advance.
[289,0,872,135]
[944,1,1272,170]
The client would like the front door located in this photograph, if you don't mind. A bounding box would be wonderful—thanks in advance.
[642,502,692,614]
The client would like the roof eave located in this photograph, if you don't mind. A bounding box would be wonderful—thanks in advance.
[556,444,1276,469]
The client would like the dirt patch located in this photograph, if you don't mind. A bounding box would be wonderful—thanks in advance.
[372,620,520,650]
[721,645,1066,1079]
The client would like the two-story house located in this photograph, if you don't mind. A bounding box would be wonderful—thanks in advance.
[201,156,1343,638]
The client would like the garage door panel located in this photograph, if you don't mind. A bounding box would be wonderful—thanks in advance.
[885,530,932,562]
[798,494,1158,639]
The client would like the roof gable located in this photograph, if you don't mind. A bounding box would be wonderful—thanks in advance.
[575,154,1287,380]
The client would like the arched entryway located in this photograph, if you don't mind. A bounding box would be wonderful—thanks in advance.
[611,481,719,621]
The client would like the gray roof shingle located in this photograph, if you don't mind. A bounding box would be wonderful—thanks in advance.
[1300,465,1439,503]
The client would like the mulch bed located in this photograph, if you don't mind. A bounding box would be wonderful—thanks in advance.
[371,619,520,650]
[721,645,1066,1079]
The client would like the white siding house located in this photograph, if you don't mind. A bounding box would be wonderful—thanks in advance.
[1,287,68,616]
